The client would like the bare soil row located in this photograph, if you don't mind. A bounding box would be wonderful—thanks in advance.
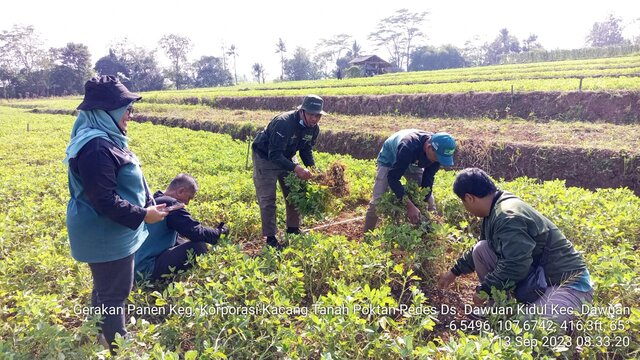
[163,91,640,124]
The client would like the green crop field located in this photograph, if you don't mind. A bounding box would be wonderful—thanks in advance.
[146,55,640,92]
[1,106,638,359]
[121,55,640,102]
[139,77,639,101]
[5,55,640,127]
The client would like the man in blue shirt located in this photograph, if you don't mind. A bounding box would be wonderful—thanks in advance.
[364,130,456,231]
[135,173,228,280]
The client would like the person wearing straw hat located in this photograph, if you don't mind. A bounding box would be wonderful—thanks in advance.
[251,94,324,250]
[64,75,168,353]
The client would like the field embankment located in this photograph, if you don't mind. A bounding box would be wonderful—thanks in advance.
[22,104,640,194]
[204,91,640,124]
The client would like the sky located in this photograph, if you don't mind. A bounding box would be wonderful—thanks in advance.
[3,0,640,82]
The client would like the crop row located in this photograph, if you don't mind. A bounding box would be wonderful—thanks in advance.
[141,55,640,94]
[139,76,640,100]
[9,87,640,126]
[143,67,640,94]
[379,55,640,79]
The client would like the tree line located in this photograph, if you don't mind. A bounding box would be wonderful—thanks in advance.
[0,27,236,98]
[0,12,637,98]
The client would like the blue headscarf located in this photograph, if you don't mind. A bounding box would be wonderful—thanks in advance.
[63,104,131,164]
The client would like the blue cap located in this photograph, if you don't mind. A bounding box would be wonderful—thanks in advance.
[431,132,456,166]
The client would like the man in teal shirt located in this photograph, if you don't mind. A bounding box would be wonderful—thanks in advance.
[364,130,456,231]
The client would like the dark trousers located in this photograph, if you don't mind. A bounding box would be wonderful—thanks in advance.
[89,254,134,351]
[252,151,301,236]
[151,238,208,280]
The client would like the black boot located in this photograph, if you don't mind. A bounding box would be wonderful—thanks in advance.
[286,227,300,235]
[266,236,285,251]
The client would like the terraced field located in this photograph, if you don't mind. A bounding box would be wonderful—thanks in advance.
[10,56,639,124]
[139,55,640,96]
[7,96,640,194]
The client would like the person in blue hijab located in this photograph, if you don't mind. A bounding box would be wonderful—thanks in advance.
[64,75,168,353]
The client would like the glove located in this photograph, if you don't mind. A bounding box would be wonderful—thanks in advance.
[217,222,229,236]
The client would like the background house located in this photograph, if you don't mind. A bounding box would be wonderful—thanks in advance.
[348,55,392,76]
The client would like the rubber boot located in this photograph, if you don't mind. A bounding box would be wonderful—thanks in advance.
[363,214,378,233]
[266,236,285,251]
[97,333,110,351]
[286,227,300,235]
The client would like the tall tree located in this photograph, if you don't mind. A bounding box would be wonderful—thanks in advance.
[122,47,164,91]
[226,44,238,85]
[335,56,351,73]
[284,47,318,81]
[252,63,266,83]
[220,42,228,71]
[193,56,232,87]
[159,34,192,89]
[13,69,51,97]
[586,14,626,47]
[368,9,428,71]
[335,40,365,77]
[316,34,352,75]
[0,25,51,97]
[110,39,164,91]
[49,42,92,95]
[95,49,129,78]
[0,66,11,98]
[409,45,465,71]
[0,25,47,74]
[313,52,333,78]
[461,36,486,67]
[346,40,362,59]
[522,34,544,52]
[49,65,78,96]
[57,43,91,73]
[484,28,521,65]
[275,38,287,81]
